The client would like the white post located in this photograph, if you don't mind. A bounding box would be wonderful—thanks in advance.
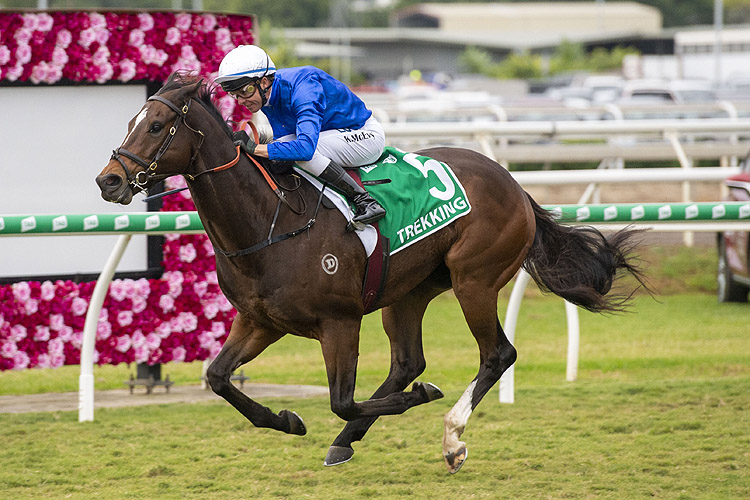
[499,270,531,403]
[79,234,132,422]
[565,301,580,381]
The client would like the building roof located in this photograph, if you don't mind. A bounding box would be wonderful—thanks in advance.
[393,2,662,37]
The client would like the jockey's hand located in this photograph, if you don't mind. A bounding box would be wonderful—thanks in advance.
[232,130,257,155]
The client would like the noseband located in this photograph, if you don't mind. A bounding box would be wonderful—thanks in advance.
[110,94,204,192]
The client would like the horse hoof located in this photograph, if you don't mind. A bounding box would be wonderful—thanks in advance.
[444,446,468,474]
[323,446,354,466]
[413,381,444,402]
[280,409,307,436]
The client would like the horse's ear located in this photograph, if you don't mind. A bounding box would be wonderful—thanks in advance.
[185,79,204,96]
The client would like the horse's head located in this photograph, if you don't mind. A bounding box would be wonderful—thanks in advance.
[96,74,205,204]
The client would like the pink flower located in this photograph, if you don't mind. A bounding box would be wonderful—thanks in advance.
[56,29,72,48]
[205,271,218,285]
[49,314,66,331]
[117,311,134,327]
[13,351,30,370]
[30,62,50,84]
[115,335,131,353]
[132,297,148,314]
[14,27,33,45]
[41,281,56,301]
[180,312,199,332]
[131,330,146,349]
[36,353,52,369]
[198,331,214,349]
[10,325,27,342]
[118,59,137,82]
[180,45,196,61]
[203,302,219,320]
[22,14,39,31]
[211,321,226,338]
[175,13,193,31]
[217,295,234,312]
[134,345,149,363]
[1,342,18,358]
[0,46,10,66]
[200,14,217,32]
[14,44,32,65]
[96,320,112,341]
[138,12,155,31]
[165,27,181,46]
[12,282,32,302]
[179,243,197,263]
[78,27,97,49]
[145,332,161,350]
[93,46,110,66]
[34,326,51,342]
[70,331,83,349]
[171,346,186,363]
[95,62,114,83]
[193,280,208,298]
[89,13,107,29]
[215,28,232,46]
[50,353,65,368]
[57,326,73,343]
[134,278,151,299]
[24,299,39,315]
[48,338,64,356]
[109,281,128,301]
[156,322,172,339]
[159,294,175,313]
[5,64,24,82]
[71,297,88,316]
[37,13,54,32]
[129,29,145,47]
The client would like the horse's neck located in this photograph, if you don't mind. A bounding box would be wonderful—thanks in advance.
[187,147,277,253]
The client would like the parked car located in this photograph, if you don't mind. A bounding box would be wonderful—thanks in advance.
[717,160,750,302]
[619,79,716,104]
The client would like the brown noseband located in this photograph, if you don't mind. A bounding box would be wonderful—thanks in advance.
[110,94,204,193]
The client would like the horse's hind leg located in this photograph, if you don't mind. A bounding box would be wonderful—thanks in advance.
[325,282,444,466]
[205,313,306,435]
[442,290,517,474]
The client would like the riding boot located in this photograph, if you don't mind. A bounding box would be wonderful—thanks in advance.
[318,162,386,230]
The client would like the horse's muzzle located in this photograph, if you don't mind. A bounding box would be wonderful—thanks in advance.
[96,173,133,205]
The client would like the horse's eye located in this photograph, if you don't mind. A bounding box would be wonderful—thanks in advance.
[149,122,163,134]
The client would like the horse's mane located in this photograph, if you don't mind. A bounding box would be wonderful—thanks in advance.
[158,72,233,140]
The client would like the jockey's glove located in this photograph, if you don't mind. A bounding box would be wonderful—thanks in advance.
[232,130,257,155]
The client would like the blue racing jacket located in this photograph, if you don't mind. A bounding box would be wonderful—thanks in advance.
[263,66,373,162]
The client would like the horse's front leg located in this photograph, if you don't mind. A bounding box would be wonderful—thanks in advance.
[205,312,306,435]
[320,318,443,423]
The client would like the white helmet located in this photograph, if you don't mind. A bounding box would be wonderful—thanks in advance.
[215,45,276,92]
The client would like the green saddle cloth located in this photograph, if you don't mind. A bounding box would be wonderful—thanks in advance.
[358,147,472,254]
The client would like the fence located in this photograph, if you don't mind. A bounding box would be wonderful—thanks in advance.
[3,201,749,419]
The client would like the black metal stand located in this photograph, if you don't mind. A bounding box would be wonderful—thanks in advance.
[125,363,174,394]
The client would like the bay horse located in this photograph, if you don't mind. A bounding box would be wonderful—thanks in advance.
[96,73,645,474]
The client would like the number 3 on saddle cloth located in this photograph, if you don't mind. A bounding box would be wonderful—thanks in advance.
[296,147,472,314]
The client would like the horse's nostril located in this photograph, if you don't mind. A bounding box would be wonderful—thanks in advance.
[96,174,123,192]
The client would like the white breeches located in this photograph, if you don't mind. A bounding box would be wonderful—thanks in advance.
[275,116,385,176]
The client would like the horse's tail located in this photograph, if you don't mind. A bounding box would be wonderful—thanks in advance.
[522,194,649,313]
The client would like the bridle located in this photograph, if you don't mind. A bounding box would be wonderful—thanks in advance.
[110,94,205,193]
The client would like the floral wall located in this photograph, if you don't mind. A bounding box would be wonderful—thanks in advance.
[0,10,255,370]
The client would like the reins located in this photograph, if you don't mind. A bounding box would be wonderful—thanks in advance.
[132,93,318,257]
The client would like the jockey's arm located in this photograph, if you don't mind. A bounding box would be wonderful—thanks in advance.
[254,143,269,158]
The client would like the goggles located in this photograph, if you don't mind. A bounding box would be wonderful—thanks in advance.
[226,82,258,99]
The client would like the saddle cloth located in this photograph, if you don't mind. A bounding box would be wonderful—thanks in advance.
[295,146,472,256]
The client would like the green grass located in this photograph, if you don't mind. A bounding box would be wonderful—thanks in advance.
[1,245,748,499]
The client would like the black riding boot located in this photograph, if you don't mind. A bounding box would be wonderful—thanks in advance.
[318,162,385,230]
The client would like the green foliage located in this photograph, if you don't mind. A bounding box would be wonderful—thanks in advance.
[460,41,638,80]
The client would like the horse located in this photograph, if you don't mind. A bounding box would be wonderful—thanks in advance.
[96,73,646,474]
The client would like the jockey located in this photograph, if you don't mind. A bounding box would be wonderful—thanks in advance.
[215,45,386,229]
